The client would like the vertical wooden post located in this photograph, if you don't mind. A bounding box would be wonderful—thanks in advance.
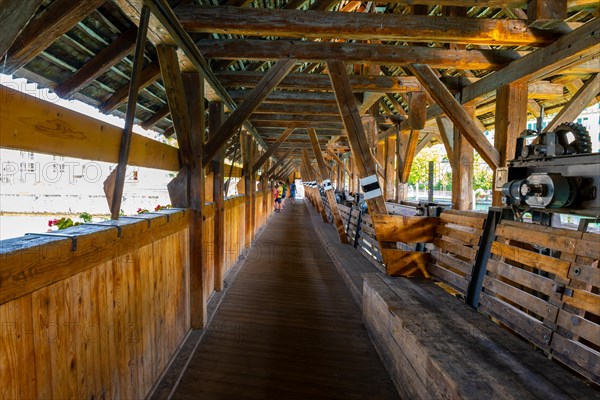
[303,148,328,222]
[384,136,396,201]
[396,130,419,201]
[308,128,349,243]
[182,72,206,329]
[209,101,225,291]
[250,140,257,242]
[493,83,528,206]
[241,132,253,248]
[452,106,475,210]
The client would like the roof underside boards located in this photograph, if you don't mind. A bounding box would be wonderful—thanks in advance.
[1,0,598,166]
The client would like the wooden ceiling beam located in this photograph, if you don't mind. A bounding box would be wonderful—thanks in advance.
[0,84,178,171]
[202,59,297,166]
[254,103,341,115]
[251,120,345,129]
[176,5,559,46]
[229,90,338,104]
[0,0,42,60]
[54,27,138,99]
[100,61,162,113]
[461,19,600,106]
[251,114,341,123]
[216,72,422,93]
[3,0,106,74]
[196,39,524,70]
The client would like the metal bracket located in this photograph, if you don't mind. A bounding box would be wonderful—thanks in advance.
[85,223,123,238]
[25,232,78,251]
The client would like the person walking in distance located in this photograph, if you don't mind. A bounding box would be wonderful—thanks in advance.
[289,181,296,204]
[273,182,282,213]
[281,181,287,209]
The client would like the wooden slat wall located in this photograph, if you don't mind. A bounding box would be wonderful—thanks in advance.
[0,192,276,399]
[223,196,245,275]
[0,213,190,399]
[427,210,487,294]
[479,220,600,383]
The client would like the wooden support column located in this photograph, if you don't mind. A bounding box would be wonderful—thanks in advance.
[209,101,226,291]
[408,64,500,169]
[183,72,207,328]
[241,133,254,248]
[452,106,475,210]
[106,8,150,219]
[436,116,454,160]
[303,148,328,222]
[384,136,396,201]
[493,83,528,206]
[308,128,349,243]
[396,130,420,201]
[328,61,388,215]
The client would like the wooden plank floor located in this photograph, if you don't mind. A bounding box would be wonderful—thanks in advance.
[173,200,399,399]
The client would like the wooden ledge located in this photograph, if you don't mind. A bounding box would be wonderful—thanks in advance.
[0,209,190,305]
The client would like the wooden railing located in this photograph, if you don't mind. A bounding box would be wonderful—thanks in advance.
[314,199,600,383]
[0,190,274,399]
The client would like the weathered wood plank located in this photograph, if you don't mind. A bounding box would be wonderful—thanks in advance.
[544,73,600,132]
[0,85,179,171]
[176,5,558,46]
[371,214,438,243]
[490,241,571,277]
[382,249,430,277]
[217,71,422,93]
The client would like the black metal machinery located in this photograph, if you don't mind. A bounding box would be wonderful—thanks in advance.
[466,122,599,308]
[497,122,600,219]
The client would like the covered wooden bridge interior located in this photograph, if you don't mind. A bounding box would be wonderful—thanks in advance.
[1,0,599,398]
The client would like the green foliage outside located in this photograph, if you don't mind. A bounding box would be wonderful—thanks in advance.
[407,145,493,191]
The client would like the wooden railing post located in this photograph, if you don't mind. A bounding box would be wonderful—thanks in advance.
[209,101,225,291]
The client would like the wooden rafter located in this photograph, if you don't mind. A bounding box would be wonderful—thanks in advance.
[216,72,422,93]
[176,6,558,46]
[0,0,42,60]
[100,61,161,113]
[3,0,106,74]
[196,39,524,71]
[202,59,297,166]
[54,27,138,99]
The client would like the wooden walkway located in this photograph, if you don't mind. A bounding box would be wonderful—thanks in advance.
[173,200,399,399]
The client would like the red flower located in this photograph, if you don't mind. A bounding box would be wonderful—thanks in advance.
[155,205,161,211]
[137,208,142,213]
